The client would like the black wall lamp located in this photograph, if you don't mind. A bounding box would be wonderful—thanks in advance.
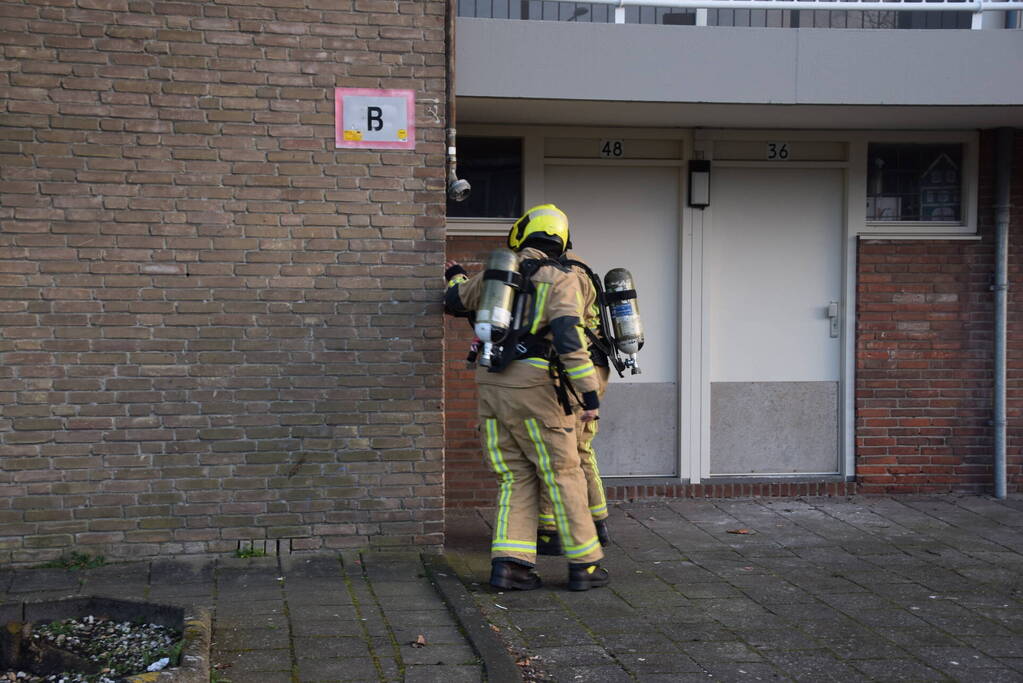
[688,159,711,209]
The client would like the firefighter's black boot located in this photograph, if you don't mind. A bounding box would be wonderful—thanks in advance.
[490,559,542,591]
[568,562,610,591]
[595,519,611,547]
[536,529,562,556]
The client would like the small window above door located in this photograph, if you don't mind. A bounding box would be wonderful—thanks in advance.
[446,136,523,220]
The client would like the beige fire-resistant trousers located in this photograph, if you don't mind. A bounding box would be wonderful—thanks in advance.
[477,381,603,566]
[539,365,610,531]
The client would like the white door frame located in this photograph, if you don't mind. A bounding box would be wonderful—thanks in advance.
[695,130,853,482]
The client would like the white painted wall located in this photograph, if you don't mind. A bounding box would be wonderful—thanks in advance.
[458,19,1023,107]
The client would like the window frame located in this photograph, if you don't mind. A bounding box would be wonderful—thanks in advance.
[856,131,978,236]
[444,134,525,225]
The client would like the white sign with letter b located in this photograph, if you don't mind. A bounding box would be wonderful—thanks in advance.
[334,88,415,150]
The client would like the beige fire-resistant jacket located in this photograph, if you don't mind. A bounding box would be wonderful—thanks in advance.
[445,247,600,401]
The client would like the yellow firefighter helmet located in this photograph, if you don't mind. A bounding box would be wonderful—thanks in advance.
[507,204,570,254]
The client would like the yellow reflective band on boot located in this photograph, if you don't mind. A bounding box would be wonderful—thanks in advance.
[526,418,599,560]
[530,282,551,335]
[484,419,513,544]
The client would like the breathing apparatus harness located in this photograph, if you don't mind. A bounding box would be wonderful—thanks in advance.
[462,244,645,412]
[559,257,625,378]
[559,257,646,378]
[472,253,585,415]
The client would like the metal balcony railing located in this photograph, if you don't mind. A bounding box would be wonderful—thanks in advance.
[459,0,1023,29]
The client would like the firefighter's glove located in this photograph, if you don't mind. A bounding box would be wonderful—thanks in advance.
[445,263,468,281]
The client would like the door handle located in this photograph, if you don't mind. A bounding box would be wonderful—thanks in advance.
[827,300,840,338]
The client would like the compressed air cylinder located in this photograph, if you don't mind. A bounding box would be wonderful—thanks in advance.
[604,268,644,357]
[474,249,519,365]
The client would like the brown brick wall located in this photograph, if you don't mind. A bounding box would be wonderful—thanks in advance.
[0,0,447,565]
[856,130,1023,494]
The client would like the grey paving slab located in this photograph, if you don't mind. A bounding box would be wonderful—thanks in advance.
[761,649,868,681]
[295,654,380,680]
[949,669,1023,683]
[681,639,766,664]
[740,627,826,651]
[446,496,1023,683]
[292,636,373,659]
[963,635,1023,658]
[151,557,215,583]
[214,626,292,651]
[215,647,293,673]
[599,630,679,653]
[542,664,635,682]
[850,658,949,680]
[658,621,738,643]
[8,568,79,593]
[616,650,705,674]
[215,609,289,630]
[403,664,485,682]
[391,625,470,646]
[400,642,479,666]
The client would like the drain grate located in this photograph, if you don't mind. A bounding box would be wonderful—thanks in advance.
[236,538,293,556]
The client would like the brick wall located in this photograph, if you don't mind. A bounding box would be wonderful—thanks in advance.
[0,0,447,565]
[444,234,502,507]
[856,130,1023,494]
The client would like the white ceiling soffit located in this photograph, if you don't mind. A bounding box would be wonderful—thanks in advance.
[457,98,1023,130]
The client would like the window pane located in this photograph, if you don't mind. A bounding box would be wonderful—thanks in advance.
[867,143,962,222]
[447,137,523,219]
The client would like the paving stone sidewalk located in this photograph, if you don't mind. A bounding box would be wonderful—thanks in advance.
[0,551,483,683]
[445,495,1023,682]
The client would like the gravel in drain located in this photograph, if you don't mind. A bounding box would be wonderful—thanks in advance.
[2,614,182,683]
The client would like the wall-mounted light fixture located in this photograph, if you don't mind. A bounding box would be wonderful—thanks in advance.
[688,160,711,209]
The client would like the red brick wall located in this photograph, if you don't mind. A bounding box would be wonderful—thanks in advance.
[444,235,502,507]
[856,130,1023,494]
[0,0,447,565]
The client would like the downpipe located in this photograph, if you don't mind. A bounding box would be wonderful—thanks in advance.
[993,128,1013,499]
[445,0,470,203]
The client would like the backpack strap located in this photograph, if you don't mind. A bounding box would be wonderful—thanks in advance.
[486,257,562,373]
[560,258,627,377]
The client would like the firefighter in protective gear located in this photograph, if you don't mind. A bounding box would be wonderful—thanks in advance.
[538,249,612,555]
[444,204,609,592]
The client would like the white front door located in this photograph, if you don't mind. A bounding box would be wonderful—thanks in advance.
[707,166,844,475]
[545,164,680,476]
